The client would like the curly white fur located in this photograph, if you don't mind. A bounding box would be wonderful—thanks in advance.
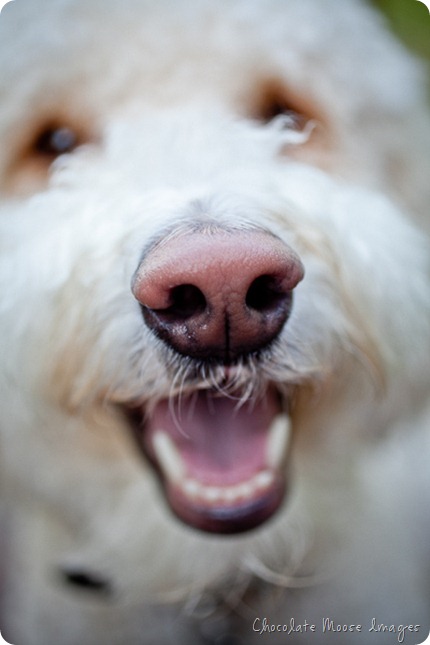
[0,1,429,644]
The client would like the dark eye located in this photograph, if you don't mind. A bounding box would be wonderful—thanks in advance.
[252,79,316,127]
[33,124,81,158]
[4,118,94,195]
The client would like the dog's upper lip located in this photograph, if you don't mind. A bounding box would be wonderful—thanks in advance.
[128,386,291,533]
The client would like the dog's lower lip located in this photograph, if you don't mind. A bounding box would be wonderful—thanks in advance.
[126,386,291,534]
[166,476,286,534]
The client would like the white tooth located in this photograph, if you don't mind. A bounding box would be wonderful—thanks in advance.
[266,414,291,469]
[235,482,254,500]
[201,486,223,503]
[222,486,242,503]
[152,431,186,482]
[253,470,275,490]
[183,478,202,499]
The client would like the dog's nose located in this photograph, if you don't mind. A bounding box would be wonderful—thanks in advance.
[132,229,304,362]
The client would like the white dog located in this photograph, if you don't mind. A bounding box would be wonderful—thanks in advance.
[0,0,429,643]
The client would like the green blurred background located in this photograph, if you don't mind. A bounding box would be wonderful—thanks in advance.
[373,0,430,62]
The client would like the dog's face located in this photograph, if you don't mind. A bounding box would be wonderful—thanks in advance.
[0,0,429,599]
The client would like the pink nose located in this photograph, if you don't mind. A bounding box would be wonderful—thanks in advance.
[131,229,304,363]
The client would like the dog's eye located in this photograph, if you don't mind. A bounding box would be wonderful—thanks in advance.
[252,79,315,127]
[3,119,93,195]
[32,124,81,158]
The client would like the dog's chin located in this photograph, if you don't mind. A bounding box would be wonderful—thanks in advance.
[125,385,291,534]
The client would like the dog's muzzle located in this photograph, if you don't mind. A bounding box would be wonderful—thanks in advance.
[129,227,303,533]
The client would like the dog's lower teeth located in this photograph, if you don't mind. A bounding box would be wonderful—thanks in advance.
[181,471,275,505]
[266,414,291,469]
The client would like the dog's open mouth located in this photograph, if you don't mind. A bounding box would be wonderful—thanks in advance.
[127,386,290,534]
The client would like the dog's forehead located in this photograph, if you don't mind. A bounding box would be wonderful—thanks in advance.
[0,0,423,116]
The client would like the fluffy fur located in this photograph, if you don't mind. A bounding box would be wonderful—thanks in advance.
[0,0,429,643]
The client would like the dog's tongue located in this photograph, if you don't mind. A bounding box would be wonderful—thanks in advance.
[143,389,290,533]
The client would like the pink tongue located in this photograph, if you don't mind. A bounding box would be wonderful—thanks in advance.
[145,389,280,486]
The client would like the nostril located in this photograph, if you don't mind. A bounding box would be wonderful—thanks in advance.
[246,274,292,315]
[158,284,207,321]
